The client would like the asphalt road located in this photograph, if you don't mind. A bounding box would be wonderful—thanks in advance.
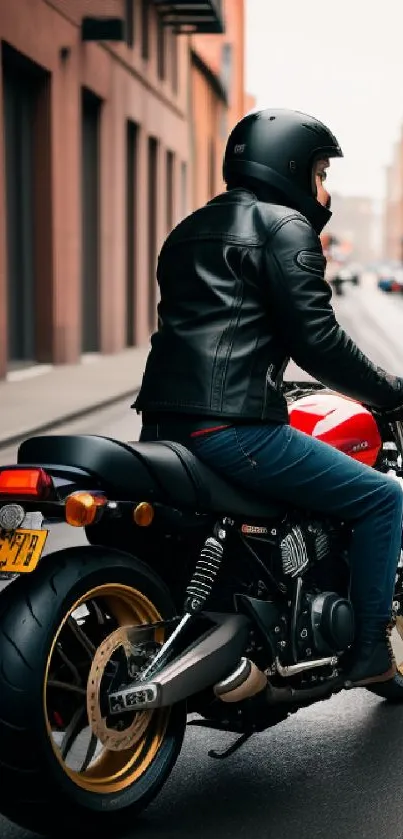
[2,277,403,839]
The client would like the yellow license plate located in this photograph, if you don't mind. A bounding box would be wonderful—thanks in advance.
[0,528,48,573]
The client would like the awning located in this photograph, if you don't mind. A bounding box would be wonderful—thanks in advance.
[151,1,225,34]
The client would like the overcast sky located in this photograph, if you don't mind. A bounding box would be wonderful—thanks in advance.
[245,0,403,201]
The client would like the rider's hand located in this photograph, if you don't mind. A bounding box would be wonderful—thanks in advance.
[371,403,403,421]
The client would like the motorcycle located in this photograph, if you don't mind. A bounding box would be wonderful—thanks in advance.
[0,381,403,836]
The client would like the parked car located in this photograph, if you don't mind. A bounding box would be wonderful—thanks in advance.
[376,264,403,293]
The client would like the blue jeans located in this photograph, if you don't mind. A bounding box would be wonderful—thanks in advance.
[141,421,403,641]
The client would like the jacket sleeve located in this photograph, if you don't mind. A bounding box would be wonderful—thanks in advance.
[263,215,403,409]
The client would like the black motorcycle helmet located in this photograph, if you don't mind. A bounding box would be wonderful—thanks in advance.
[223,108,343,233]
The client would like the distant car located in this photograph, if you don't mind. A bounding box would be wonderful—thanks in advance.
[325,261,361,296]
[376,265,403,293]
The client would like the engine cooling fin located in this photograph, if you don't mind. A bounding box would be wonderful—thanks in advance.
[280,525,309,577]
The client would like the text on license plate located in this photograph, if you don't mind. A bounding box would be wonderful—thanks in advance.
[0,529,48,573]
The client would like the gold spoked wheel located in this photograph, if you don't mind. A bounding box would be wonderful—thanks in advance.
[43,584,169,795]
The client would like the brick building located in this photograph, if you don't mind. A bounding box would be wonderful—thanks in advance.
[383,131,403,263]
[0,0,250,380]
[190,0,248,205]
[327,192,376,264]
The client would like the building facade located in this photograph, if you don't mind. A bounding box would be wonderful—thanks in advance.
[327,192,377,264]
[0,0,248,379]
[383,132,403,263]
[190,0,248,205]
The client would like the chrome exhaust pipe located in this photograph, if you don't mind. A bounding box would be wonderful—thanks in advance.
[264,674,342,706]
[214,657,267,702]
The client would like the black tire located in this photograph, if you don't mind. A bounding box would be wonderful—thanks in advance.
[0,546,187,837]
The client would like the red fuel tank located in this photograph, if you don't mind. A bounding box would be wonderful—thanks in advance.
[289,392,382,466]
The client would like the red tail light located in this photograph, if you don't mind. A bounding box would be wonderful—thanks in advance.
[0,468,53,497]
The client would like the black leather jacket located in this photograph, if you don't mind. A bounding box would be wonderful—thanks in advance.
[134,188,403,423]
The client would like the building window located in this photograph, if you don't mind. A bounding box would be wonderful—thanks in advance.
[166,150,175,232]
[81,88,101,353]
[126,121,138,346]
[157,17,166,80]
[148,137,158,331]
[141,0,149,60]
[171,32,178,93]
[125,0,134,47]
[181,161,188,219]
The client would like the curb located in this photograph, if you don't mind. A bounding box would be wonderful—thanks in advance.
[0,388,139,452]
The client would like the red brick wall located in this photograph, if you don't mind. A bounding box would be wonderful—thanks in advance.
[0,62,6,379]
[0,0,191,374]
[0,0,248,376]
[190,0,246,208]
[49,0,124,19]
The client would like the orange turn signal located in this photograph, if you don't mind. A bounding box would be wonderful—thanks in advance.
[65,492,107,527]
[133,501,154,527]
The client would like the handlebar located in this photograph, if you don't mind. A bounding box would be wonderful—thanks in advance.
[368,406,403,422]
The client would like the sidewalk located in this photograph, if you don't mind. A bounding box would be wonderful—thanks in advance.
[0,346,150,448]
[0,345,313,449]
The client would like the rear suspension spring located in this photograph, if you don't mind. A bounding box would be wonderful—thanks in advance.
[185,524,227,614]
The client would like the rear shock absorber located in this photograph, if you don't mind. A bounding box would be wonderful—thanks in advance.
[184,520,229,614]
[133,520,230,685]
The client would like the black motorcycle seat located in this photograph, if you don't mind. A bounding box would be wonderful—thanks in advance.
[18,435,285,519]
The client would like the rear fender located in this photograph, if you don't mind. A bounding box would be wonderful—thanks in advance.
[0,543,166,600]
[29,464,95,492]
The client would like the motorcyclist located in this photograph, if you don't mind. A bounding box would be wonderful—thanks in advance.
[135,108,403,687]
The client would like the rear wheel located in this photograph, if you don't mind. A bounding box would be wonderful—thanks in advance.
[0,546,186,836]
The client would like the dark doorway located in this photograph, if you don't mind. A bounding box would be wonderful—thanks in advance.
[147,137,158,332]
[81,88,101,353]
[126,121,138,346]
[208,136,216,198]
[166,150,174,233]
[2,43,48,366]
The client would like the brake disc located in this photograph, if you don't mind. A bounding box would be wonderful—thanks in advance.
[87,627,152,752]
